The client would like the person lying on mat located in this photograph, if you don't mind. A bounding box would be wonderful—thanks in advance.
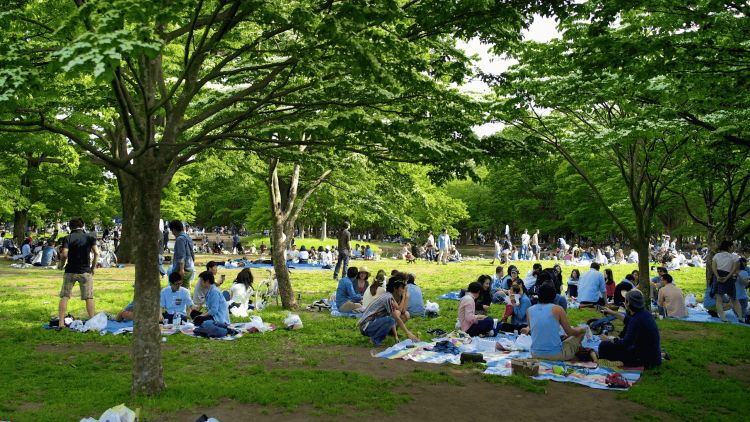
[597,289,662,368]
[336,266,365,313]
[192,271,230,327]
[357,277,418,346]
[160,272,194,324]
[520,284,585,361]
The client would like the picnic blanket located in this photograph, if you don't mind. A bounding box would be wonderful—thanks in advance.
[669,306,747,326]
[375,332,641,390]
[178,321,276,341]
[437,291,462,301]
[44,318,276,340]
[219,259,329,271]
[330,303,362,318]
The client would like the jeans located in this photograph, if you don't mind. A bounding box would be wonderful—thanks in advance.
[362,316,396,346]
[739,298,748,319]
[520,245,528,260]
[333,251,349,279]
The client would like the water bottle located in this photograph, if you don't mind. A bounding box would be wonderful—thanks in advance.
[174,314,181,328]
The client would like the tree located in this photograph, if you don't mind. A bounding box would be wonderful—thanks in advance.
[1,0,563,394]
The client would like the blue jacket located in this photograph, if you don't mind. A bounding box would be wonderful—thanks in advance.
[511,294,532,326]
[335,277,362,309]
[171,232,194,272]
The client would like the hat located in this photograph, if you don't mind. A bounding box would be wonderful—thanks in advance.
[625,289,644,310]
[359,266,371,277]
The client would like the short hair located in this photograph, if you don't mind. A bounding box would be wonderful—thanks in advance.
[656,266,667,274]
[406,273,416,284]
[168,220,184,232]
[467,281,482,294]
[69,217,84,229]
[206,261,220,270]
[718,240,733,251]
[199,270,215,284]
[168,272,183,284]
[538,283,556,304]
[625,274,635,282]
[495,266,504,274]
[343,221,350,229]
[346,266,359,279]
[661,273,673,283]
[589,262,600,270]
[386,277,405,293]
[533,263,543,270]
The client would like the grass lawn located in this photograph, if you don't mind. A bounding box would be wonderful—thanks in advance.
[1,258,748,421]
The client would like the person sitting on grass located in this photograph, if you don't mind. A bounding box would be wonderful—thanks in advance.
[490,266,507,304]
[362,271,386,309]
[34,240,57,267]
[598,290,662,368]
[459,281,499,336]
[614,274,636,307]
[226,268,254,315]
[354,267,371,295]
[499,280,531,332]
[475,274,493,314]
[567,269,580,298]
[605,268,616,303]
[520,284,586,361]
[391,272,411,321]
[357,277,419,346]
[578,262,606,306]
[192,271,230,327]
[657,273,687,318]
[406,273,425,317]
[335,266,364,313]
[191,270,214,320]
[160,272,193,324]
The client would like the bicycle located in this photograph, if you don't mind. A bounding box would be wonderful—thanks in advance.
[254,268,279,310]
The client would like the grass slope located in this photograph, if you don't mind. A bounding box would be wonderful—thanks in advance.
[1,258,747,421]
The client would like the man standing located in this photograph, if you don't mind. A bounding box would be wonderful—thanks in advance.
[437,228,451,265]
[333,221,351,281]
[578,262,606,306]
[531,229,540,261]
[169,220,195,289]
[57,217,98,327]
[520,229,530,260]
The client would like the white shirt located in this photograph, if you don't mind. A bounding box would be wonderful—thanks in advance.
[299,250,309,260]
[524,271,537,290]
[521,233,530,246]
[229,282,254,317]
[426,234,435,246]
[713,251,737,272]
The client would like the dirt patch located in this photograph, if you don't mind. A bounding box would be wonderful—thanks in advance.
[660,324,721,342]
[35,342,171,354]
[707,362,750,387]
[163,346,667,422]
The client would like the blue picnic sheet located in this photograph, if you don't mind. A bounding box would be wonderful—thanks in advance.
[668,306,747,326]
[330,303,361,318]
[437,291,462,301]
[219,259,329,271]
[375,332,640,390]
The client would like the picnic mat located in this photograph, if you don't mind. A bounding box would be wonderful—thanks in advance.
[178,321,276,341]
[44,319,276,340]
[437,291,462,301]
[330,303,362,318]
[375,333,641,390]
[669,306,747,326]
[219,259,329,271]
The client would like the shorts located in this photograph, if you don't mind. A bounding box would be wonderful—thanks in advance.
[60,273,94,299]
[533,335,583,361]
[710,271,737,299]
[532,245,540,254]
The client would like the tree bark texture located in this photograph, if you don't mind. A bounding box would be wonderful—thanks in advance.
[115,172,137,263]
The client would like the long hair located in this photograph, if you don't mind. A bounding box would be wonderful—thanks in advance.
[235,268,253,289]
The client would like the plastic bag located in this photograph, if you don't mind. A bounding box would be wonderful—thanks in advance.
[83,312,108,333]
[515,334,532,351]
[236,316,268,333]
[425,301,439,317]
[284,313,303,330]
[685,293,697,307]
[80,404,137,422]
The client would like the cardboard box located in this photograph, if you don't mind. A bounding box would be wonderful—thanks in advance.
[511,358,539,376]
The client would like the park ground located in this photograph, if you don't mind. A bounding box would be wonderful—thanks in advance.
[1,256,749,421]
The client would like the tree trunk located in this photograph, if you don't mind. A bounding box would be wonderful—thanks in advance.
[635,239,651,306]
[115,173,137,263]
[321,218,327,241]
[13,209,28,245]
[126,166,166,395]
[271,215,296,309]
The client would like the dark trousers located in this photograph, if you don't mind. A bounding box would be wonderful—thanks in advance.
[333,252,349,279]
[568,285,578,297]
[466,318,495,336]
[598,341,642,367]
[499,322,527,333]
[581,298,606,306]
[193,314,214,326]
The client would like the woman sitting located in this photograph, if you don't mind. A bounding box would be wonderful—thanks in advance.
[567,269,580,298]
[362,271,386,308]
[298,246,310,264]
[354,267,371,295]
[226,268,254,316]
[459,281,498,336]
[475,275,492,315]
[499,280,531,332]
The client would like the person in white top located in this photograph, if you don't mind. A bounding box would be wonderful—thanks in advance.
[531,229,540,260]
[520,229,530,260]
[228,268,254,317]
[362,271,386,308]
[424,230,436,262]
[690,250,704,268]
[711,240,742,321]
[490,239,501,264]
[627,249,639,263]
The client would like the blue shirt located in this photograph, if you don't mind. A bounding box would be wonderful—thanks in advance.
[41,246,55,266]
[438,234,450,249]
[528,303,562,357]
[736,269,749,300]
[205,285,230,325]
[160,286,194,315]
[511,294,531,326]
[335,277,362,309]
[553,294,568,310]
[578,269,605,302]
[613,310,662,368]
[171,232,194,272]
[491,274,510,292]
[22,243,31,257]
[407,284,425,317]
[365,248,374,258]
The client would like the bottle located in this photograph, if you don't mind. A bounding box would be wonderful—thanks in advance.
[174,314,181,328]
